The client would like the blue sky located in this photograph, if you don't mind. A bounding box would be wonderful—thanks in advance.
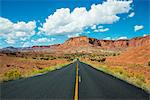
[0,0,150,47]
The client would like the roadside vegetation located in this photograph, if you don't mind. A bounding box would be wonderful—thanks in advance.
[4,69,22,81]
[32,63,71,75]
[0,52,73,82]
[81,58,150,93]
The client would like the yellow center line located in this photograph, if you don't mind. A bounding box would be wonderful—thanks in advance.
[74,62,79,100]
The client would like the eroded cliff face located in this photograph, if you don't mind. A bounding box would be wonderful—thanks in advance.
[62,36,90,46]
[60,35,150,49]
[129,35,150,47]
[32,35,150,53]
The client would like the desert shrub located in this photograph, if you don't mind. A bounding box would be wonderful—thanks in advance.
[148,61,150,66]
[50,57,56,60]
[33,67,55,74]
[97,58,106,62]
[4,69,21,81]
[113,53,116,56]
[67,58,74,61]
[40,57,49,60]
[32,57,36,59]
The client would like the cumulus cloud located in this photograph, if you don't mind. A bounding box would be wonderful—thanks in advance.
[31,38,55,43]
[91,25,96,30]
[93,25,109,32]
[99,28,109,32]
[5,37,16,44]
[103,36,128,40]
[128,12,135,17]
[0,17,36,44]
[98,26,104,29]
[134,25,144,32]
[117,36,128,40]
[39,0,133,36]
[67,33,81,38]
[94,27,109,32]
[103,37,111,40]
[22,42,33,47]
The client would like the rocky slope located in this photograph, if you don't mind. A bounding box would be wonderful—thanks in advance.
[106,40,150,65]
[1,35,149,54]
[60,35,150,49]
[53,35,150,53]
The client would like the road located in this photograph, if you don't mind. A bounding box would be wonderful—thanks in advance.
[78,61,149,100]
[1,62,76,99]
[1,60,149,100]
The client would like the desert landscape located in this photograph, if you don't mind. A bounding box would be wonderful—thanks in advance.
[1,35,150,93]
[1,0,150,99]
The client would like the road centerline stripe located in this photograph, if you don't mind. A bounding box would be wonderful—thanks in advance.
[74,62,79,100]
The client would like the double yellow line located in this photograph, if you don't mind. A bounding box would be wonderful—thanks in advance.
[74,62,79,100]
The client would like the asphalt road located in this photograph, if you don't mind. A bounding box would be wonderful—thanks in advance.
[1,62,76,99]
[1,60,150,100]
[78,61,149,100]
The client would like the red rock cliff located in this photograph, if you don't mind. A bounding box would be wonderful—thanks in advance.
[61,35,150,50]
[32,35,150,51]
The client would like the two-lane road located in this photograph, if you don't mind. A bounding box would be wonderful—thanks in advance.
[1,61,149,100]
[1,62,76,99]
[78,61,149,100]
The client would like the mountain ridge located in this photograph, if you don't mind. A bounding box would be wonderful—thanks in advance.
[1,35,150,54]
[33,35,150,50]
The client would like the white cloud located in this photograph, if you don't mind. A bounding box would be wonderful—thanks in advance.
[31,38,55,43]
[134,25,144,32]
[94,28,109,32]
[0,17,36,44]
[117,36,128,40]
[98,26,103,29]
[91,25,96,30]
[20,37,28,41]
[143,34,150,37]
[67,33,81,38]
[94,29,99,32]
[22,38,56,47]
[93,25,109,32]
[22,42,33,47]
[39,0,132,36]
[128,12,135,17]
[99,28,109,32]
[103,37,111,40]
[5,37,16,44]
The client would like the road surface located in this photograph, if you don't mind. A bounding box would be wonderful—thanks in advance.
[78,61,149,100]
[1,60,149,100]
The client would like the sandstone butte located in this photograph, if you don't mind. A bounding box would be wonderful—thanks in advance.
[32,35,150,52]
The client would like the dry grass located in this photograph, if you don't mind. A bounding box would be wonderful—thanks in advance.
[81,58,150,93]
[0,54,72,82]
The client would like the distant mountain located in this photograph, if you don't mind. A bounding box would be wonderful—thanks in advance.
[31,35,150,54]
[60,35,150,49]
[0,46,32,53]
[1,35,150,54]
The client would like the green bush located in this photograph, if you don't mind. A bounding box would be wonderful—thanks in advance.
[4,70,21,81]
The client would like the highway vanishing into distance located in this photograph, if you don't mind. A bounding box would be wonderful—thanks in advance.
[1,60,150,100]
